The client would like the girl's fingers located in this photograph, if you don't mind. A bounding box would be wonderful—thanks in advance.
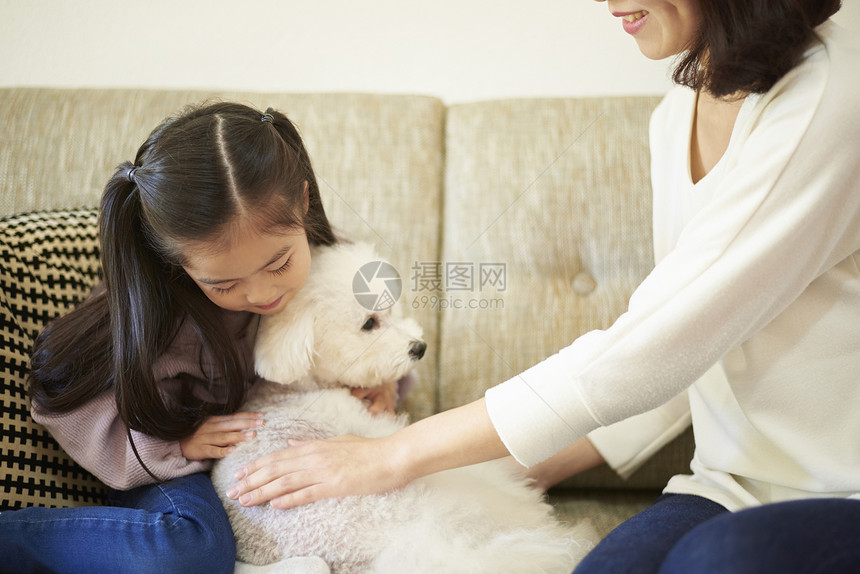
[221,411,266,426]
[200,413,265,434]
[211,429,258,447]
[366,395,395,415]
[181,413,265,460]
[209,445,236,459]
[181,439,239,461]
[350,387,372,400]
[209,411,265,423]
[351,383,396,415]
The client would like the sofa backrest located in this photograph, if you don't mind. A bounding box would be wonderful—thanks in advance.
[1,88,692,508]
[440,97,659,410]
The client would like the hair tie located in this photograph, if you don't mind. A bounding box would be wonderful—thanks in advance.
[127,167,138,183]
[261,113,275,124]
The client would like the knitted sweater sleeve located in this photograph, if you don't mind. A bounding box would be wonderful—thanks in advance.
[31,391,211,490]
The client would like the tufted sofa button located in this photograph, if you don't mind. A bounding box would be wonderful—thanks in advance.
[572,272,597,296]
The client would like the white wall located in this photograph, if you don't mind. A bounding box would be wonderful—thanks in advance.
[1,0,858,103]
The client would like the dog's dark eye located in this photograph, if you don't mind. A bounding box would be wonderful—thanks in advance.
[361,317,377,331]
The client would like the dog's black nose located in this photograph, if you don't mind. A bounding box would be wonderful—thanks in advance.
[409,340,427,360]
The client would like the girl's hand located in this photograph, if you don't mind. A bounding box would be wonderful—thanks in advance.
[226,434,408,509]
[180,411,265,461]
[351,382,397,415]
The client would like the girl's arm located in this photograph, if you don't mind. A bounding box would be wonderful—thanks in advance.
[32,390,260,490]
[32,391,206,489]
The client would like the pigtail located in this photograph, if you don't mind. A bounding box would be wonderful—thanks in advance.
[266,108,337,247]
[28,278,113,411]
[99,162,178,434]
[28,170,153,414]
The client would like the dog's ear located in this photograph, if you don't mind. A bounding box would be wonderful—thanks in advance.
[254,303,315,385]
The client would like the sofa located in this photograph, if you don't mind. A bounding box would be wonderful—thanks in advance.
[0,87,695,555]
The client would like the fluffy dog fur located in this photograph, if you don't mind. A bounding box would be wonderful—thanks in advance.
[211,242,590,574]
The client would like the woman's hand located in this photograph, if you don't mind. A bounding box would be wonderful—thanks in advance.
[351,382,397,415]
[523,437,605,491]
[225,398,512,510]
[225,434,409,509]
[180,411,265,461]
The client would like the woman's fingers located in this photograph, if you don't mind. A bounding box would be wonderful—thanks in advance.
[270,484,326,510]
[225,435,408,509]
[226,441,342,505]
[237,469,321,507]
[228,447,308,500]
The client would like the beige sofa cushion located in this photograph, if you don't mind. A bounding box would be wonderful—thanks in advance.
[440,96,659,407]
[441,97,694,489]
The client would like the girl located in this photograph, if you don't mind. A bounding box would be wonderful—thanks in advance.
[0,102,356,573]
[224,2,860,573]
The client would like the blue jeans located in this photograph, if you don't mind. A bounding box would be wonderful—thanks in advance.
[574,493,860,574]
[0,472,235,574]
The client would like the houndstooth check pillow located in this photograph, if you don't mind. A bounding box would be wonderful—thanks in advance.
[0,209,108,509]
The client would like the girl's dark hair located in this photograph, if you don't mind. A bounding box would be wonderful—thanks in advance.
[29,102,336,478]
[674,0,842,97]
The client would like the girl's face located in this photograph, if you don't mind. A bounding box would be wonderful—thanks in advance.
[595,0,702,60]
[181,225,312,315]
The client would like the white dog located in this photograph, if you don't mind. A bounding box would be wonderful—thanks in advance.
[211,242,590,574]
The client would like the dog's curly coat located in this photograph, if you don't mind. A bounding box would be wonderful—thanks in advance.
[211,242,590,574]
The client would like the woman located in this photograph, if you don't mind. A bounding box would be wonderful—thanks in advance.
[227,2,860,572]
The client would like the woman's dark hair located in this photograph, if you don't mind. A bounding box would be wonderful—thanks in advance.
[29,102,336,479]
[674,0,842,97]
